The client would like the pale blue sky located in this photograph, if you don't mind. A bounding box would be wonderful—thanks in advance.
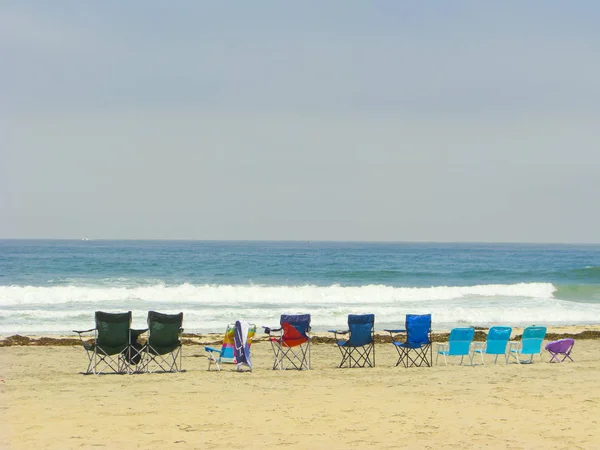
[2,1,600,242]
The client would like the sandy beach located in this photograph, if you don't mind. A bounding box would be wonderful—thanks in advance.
[1,327,599,450]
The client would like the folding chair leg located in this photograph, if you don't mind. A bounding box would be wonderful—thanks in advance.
[143,346,182,373]
[208,352,221,372]
[271,341,310,370]
[81,350,94,374]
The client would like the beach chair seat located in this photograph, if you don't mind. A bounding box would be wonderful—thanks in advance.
[140,311,184,373]
[264,314,311,370]
[73,311,132,375]
[205,322,256,371]
[545,338,575,363]
[385,314,432,368]
[435,327,474,366]
[508,326,547,364]
[329,314,375,368]
[471,326,512,364]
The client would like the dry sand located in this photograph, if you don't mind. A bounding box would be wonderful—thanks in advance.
[1,327,599,449]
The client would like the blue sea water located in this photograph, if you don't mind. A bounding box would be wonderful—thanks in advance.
[1,240,599,334]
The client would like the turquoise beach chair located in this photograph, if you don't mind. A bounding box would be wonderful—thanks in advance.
[508,326,547,364]
[435,327,475,366]
[471,326,512,364]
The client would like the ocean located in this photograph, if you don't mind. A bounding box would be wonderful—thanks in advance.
[1,240,599,335]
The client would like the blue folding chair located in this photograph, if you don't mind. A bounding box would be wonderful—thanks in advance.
[385,314,432,368]
[472,326,512,364]
[508,326,546,364]
[435,327,475,366]
[329,314,375,368]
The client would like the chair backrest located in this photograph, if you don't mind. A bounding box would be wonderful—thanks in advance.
[520,326,546,355]
[147,311,183,347]
[280,314,311,346]
[447,327,475,356]
[485,326,512,355]
[347,314,375,347]
[220,322,257,363]
[406,314,431,345]
[95,311,131,347]
[219,323,237,363]
[247,323,257,344]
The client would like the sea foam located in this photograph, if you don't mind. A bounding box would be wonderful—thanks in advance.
[2,281,599,334]
[0,282,557,306]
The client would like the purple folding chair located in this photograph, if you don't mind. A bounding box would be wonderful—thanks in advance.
[545,338,574,363]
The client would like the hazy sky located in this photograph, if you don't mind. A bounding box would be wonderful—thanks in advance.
[2,1,599,242]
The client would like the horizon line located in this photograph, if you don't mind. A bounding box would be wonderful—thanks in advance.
[1,238,599,246]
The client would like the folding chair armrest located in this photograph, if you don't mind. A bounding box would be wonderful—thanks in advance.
[262,326,282,334]
[328,330,349,335]
[435,342,448,349]
[384,329,406,333]
[204,346,221,354]
[471,341,485,350]
[73,328,96,334]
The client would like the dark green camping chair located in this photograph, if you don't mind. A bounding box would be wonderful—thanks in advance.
[74,311,132,375]
[140,311,184,373]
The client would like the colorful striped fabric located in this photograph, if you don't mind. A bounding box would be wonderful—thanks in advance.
[213,323,256,364]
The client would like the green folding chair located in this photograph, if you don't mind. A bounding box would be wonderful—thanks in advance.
[140,311,184,373]
[74,311,132,375]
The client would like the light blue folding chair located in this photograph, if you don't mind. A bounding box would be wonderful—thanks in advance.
[508,326,546,364]
[435,327,475,366]
[471,326,512,364]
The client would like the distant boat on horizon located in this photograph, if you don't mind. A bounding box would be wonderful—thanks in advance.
[81,236,89,241]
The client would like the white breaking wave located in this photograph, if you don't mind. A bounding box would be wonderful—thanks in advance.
[0,282,558,306]
[2,282,599,334]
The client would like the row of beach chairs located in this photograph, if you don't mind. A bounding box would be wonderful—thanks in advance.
[74,311,184,374]
[74,311,575,375]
